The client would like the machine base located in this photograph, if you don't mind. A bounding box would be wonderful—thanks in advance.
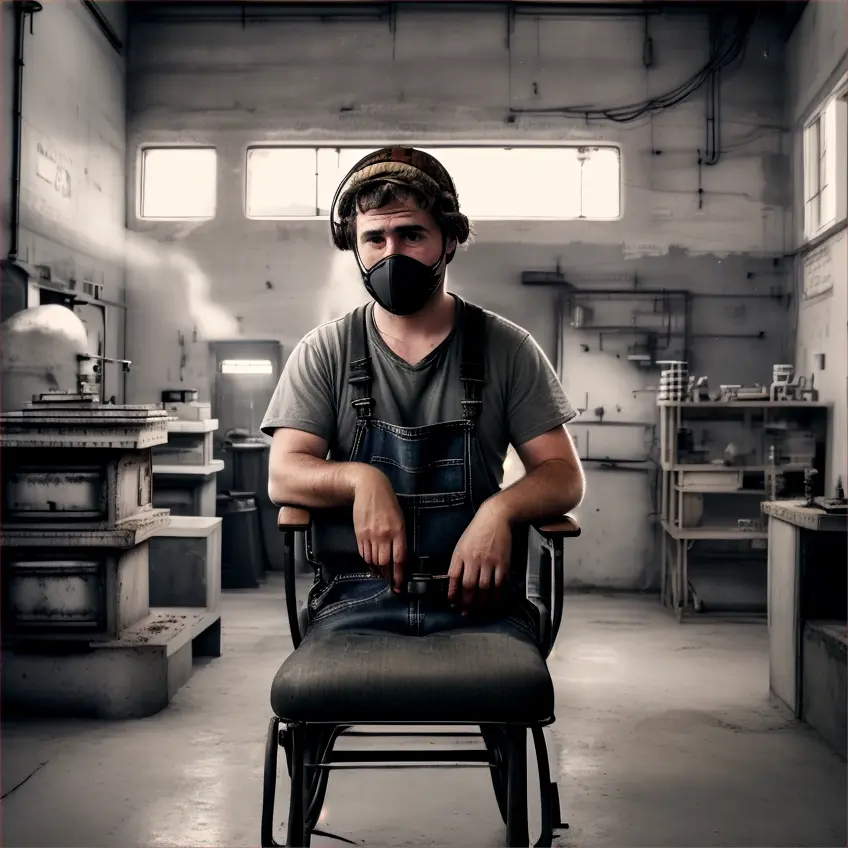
[1,608,221,720]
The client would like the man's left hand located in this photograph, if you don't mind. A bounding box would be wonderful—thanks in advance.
[447,501,512,613]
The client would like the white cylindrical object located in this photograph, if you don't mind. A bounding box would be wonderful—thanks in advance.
[569,305,592,329]
[773,364,793,384]
[0,305,92,411]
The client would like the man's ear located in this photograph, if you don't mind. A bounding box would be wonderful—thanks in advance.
[445,236,458,256]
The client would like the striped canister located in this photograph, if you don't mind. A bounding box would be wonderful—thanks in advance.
[657,360,689,402]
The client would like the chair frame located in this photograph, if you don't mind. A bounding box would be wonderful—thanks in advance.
[261,506,581,848]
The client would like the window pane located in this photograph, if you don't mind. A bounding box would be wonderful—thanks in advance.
[248,145,620,221]
[580,148,621,219]
[246,148,318,218]
[141,148,216,219]
[316,147,376,216]
[803,124,817,202]
[819,108,827,153]
[424,148,583,219]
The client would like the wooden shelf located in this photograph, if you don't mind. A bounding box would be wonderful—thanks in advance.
[674,485,766,495]
[152,459,225,477]
[658,399,827,622]
[661,519,767,541]
[661,462,807,472]
[658,401,831,409]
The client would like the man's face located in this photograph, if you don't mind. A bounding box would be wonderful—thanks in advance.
[355,198,456,271]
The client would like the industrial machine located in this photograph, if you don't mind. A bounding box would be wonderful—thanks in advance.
[0,305,222,719]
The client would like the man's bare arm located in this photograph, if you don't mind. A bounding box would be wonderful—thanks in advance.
[447,425,583,608]
[484,425,585,524]
[268,428,408,585]
[268,428,362,508]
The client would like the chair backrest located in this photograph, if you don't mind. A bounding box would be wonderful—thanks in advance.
[308,508,365,574]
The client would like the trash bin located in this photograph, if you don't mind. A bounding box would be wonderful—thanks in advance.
[216,491,263,589]
[226,436,285,572]
[228,438,267,493]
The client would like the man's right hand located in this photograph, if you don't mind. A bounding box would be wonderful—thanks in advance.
[352,465,406,592]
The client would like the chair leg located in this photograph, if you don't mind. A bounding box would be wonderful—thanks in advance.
[285,725,310,847]
[481,725,509,824]
[505,727,530,847]
[261,717,282,848]
[304,727,340,834]
[270,721,554,848]
[529,726,559,848]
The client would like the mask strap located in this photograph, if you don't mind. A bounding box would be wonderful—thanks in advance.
[355,234,447,278]
[353,243,368,276]
[429,232,448,276]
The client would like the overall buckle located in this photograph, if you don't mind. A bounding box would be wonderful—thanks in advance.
[351,397,375,418]
[405,573,450,598]
[461,398,482,419]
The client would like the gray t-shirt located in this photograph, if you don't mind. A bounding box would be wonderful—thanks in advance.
[260,297,577,488]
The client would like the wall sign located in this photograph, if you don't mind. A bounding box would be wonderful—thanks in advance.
[803,230,844,300]
[35,141,73,200]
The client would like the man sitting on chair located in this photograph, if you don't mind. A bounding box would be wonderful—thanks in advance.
[261,147,585,642]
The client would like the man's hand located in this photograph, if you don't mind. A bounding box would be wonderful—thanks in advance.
[447,501,512,613]
[352,465,406,592]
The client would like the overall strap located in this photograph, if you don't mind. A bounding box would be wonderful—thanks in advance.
[460,302,486,420]
[348,306,374,419]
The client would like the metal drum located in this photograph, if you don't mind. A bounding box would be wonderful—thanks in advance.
[216,491,263,589]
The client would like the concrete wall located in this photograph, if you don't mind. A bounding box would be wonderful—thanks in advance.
[786,1,848,496]
[126,5,792,588]
[1,2,14,264]
[1,0,127,398]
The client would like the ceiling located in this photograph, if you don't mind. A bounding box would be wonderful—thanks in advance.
[131,0,809,40]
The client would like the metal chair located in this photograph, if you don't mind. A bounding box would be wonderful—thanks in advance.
[261,505,581,847]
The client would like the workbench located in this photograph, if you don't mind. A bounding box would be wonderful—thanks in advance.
[763,499,847,757]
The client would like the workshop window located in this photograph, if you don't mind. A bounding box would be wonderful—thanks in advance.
[803,91,847,241]
[245,146,621,221]
[139,147,217,220]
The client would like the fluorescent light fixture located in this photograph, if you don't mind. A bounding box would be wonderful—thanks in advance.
[221,359,274,375]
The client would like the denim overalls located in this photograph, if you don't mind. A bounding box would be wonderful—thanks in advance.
[303,301,539,646]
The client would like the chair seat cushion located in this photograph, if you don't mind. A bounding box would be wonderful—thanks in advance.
[270,629,554,723]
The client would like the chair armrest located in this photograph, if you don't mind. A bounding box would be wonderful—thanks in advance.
[278,506,311,531]
[531,513,581,541]
[525,514,580,658]
[277,506,312,648]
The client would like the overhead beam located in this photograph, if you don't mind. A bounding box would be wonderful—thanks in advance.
[80,0,123,53]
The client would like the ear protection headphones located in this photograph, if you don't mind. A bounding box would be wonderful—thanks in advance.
[329,146,464,252]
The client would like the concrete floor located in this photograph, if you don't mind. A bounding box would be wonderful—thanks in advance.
[1,575,845,848]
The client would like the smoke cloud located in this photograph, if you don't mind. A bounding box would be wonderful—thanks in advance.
[317,251,369,326]
[123,232,240,340]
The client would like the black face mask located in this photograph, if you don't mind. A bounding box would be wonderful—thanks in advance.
[360,253,446,317]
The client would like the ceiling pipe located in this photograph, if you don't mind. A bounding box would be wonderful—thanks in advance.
[7,0,42,264]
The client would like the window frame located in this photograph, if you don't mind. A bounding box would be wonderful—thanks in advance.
[137,145,219,222]
[242,142,623,223]
[802,74,848,242]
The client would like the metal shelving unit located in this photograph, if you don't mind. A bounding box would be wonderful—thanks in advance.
[658,400,831,621]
